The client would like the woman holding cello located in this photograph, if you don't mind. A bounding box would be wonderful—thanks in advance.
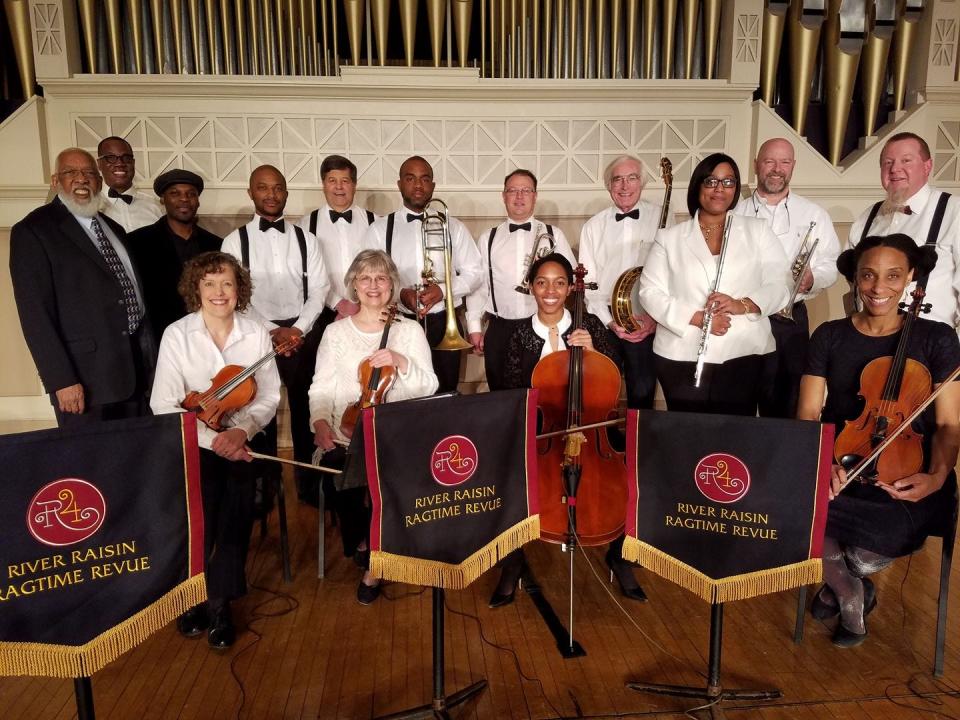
[490,252,646,607]
[151,251,281,649]
[309,249,438,604]
[797,235,960,647]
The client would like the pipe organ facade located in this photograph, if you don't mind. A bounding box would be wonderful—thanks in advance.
[3,0,960,419]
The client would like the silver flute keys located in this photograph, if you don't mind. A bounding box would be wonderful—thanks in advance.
[693,215,733,388]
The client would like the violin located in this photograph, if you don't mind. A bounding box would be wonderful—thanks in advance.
[531,264,628,546]
[833,285,932,485]
[181,337,299,430]
[339,305,400,439]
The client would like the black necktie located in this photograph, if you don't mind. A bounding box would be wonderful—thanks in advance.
[108,188,133,205]
[329,209,353,224]
[259,217,285,233]
[406,212,424,223]
[509,222,531,232]
[615,209,640,222]
[91,218,141,333]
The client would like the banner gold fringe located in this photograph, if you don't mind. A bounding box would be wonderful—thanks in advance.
[622,537,822,604]
[370,516,540,589]
[0,574,206,678]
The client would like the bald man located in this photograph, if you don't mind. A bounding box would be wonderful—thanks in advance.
[733,137,840,419]
[10,148,154,425]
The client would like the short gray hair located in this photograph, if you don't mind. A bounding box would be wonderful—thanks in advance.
[344,249,402,304]
[603,154,646,188]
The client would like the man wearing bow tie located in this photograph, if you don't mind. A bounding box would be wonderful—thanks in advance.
[298,155,378,323]
[465,169,576,389]
[222,165,330,491]
[848,132,960,330]
[579,155,673,409]
[96,136,162,232]
[363,155,482,392]
[734,137,839,419]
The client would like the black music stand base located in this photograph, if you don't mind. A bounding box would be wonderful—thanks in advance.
[627,604,780,719]
[375,588,487,719]
[75,676,95,720]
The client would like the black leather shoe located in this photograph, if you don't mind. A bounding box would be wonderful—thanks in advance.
[605,548,648,602]
[357,580,381,605]
[488,588,516,608]
[207,603,236,650]
[488,553,525,608]
[811,578,876,621]
[832,621,867,648]
[177,603,210,637]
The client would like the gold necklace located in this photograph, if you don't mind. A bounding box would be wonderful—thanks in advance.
[699,221,723,239]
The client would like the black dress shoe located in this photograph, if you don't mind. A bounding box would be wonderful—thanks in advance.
[207,603,236,650]
[832,621,867,648]
[605,548,648,602]
[357,580,381,605]
[811,578,876,621]
[488,552,525,608]
[177,603,210,637]
[488,588,516,608]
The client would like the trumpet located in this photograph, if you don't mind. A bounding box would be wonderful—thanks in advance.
[693,215,733,388]
[777,222,819,321]
[419,198,472,351]
[515,227,556,294]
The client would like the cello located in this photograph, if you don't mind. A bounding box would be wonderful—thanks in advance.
[531,264,628,546]
[339,304,400,439]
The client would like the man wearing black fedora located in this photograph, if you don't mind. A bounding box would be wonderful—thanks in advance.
[128,169,222,345]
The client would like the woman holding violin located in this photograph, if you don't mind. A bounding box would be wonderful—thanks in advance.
[151,251,281,650]
[638,153,790,414]
[797,235,960,647]
[309,249,438,604]
[491,253,646,607]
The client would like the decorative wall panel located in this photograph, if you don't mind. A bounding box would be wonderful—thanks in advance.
[72,114,729,188]
[935,120,960,183]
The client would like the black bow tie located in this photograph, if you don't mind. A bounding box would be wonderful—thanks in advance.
[509,222,531,232]
[329,209,353,224]
[615,209,640,222]
[406,213,424,223]
[259,217,285,233]
[108,188,133,205]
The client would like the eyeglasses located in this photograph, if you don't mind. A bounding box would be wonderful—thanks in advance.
[610,173,643,186]
[504,188,535,197]
[356,274,391,287]
[58,169,100,180]
[702,177,737,189]
[98,154,135,165]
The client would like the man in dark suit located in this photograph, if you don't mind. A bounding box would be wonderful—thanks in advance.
[127,169,221,346]
[9,147,155,426]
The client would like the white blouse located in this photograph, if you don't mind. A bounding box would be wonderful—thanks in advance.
[308,316,439,442]
[150,311,281,450]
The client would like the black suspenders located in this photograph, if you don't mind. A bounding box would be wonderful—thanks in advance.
[239,223,309,300]
[486,222,553,317]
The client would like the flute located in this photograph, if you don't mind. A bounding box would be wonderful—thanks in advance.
[693,215,733,388]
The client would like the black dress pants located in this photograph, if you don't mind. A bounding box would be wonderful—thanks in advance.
[759,302,809,420]
[655,353,768,417]
[482,315,526,391]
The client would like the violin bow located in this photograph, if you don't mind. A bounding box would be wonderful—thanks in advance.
[838,362,960,492]
[248,452,343,474]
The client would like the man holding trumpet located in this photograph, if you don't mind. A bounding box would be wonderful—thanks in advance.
[734,138,840,419]
[465,169,576,390]
[364,156,482,392]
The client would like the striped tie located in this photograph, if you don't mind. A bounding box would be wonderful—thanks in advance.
[91,218,141,333]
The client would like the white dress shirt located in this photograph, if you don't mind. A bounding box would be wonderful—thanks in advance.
[221,215,331,333]
[465,216,576,333]
[734,191,840,300]
[150,311,281,450]
[578,199,675,327]
[363,206,483,315]
[848,184,960,329]
[308,316,438,443]
[99,187,162,232]
[73,212,146,314]
[297,204,377,310]
[638,213,791,363]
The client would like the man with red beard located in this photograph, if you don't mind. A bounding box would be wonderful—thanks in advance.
[10,148,154,425]
[848,132,960,332]
[96,136,162,231]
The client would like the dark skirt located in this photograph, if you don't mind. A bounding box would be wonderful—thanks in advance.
[826,471,956,558]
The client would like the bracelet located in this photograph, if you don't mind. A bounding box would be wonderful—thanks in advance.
[739,298,751,314]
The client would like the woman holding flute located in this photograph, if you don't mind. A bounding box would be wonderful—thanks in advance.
[637,153,791,415]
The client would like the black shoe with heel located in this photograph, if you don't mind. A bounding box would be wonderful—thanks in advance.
[605,548,647,602]
[489,552,526,608]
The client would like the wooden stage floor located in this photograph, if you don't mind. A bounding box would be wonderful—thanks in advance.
[4,470,960,720]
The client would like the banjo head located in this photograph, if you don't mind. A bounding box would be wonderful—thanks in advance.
[611,266,645,332]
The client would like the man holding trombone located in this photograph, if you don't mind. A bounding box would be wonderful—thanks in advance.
[364,156,482,392]
[734,138,839,419]
[465,169,576,390]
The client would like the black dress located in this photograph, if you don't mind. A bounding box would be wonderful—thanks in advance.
[805,316,960,557]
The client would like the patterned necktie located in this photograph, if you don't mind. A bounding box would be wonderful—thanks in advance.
[91,218,141,333]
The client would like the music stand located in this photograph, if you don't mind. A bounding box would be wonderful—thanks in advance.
[374,588,486,719]
[75,676,95,719]
[627,603,780,718]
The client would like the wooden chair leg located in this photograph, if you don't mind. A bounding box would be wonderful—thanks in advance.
[276,475,292,583]
[317,486,326,579]
[794,586,807,644]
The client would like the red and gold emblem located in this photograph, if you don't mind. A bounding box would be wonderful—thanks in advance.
[430,435,479,487]
[27,478,107,546]
[694,453,750,504]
